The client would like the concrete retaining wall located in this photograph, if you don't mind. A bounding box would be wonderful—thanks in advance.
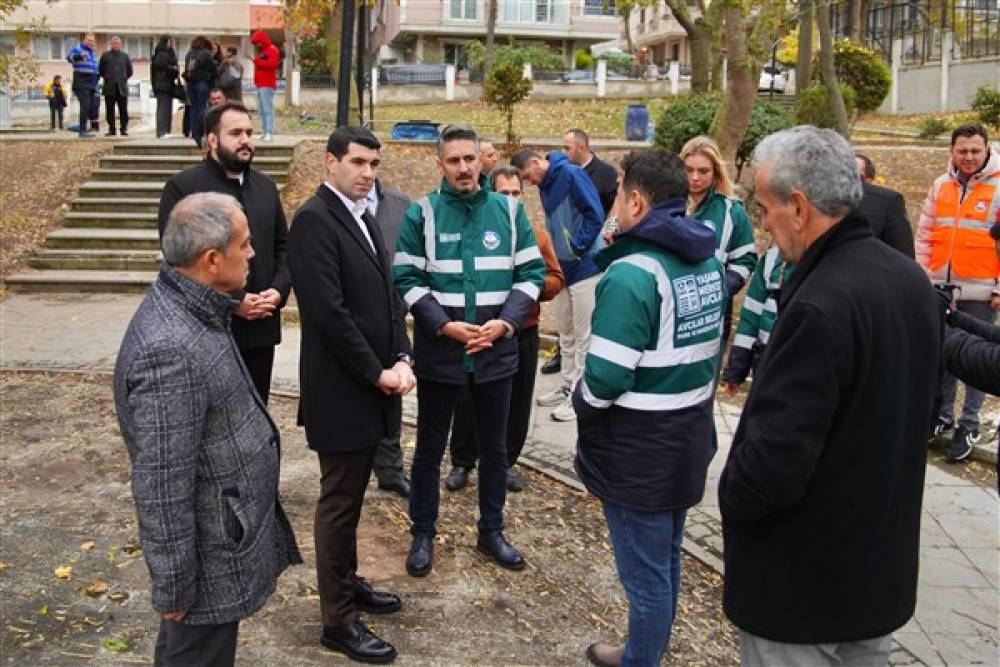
[880,55,1000,114]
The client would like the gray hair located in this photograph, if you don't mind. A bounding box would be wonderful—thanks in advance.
[754,125,863,217]
[162,192,243,268]
[437,124,479,158]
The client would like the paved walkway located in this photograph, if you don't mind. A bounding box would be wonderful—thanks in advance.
[1,293,997,666]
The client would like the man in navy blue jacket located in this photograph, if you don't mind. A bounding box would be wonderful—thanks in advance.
[513,149,605,422]
[66,34,98,138]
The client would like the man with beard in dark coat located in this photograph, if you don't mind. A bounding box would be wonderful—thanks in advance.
[158,101,289,403]
[719,126,942,666]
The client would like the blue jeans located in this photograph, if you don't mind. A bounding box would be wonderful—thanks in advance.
[74,85,93,134]
[256,86,275,135]
[939,300,997,431]
[189,80,211,147]
[409,376,512,538]
[602,502,687,667]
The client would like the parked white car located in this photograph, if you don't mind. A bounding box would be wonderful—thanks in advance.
[758,65,787,93]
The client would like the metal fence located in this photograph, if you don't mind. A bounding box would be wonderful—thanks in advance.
[850,1,1000,66]
[378,64,448,86]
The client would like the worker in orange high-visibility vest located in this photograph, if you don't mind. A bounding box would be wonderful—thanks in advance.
[916,122,1000,463]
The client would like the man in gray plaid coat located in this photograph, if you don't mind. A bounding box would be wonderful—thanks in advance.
[114,192,302,667]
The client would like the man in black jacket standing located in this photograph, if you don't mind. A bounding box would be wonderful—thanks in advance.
[719,126,941,665]
[98,36,132,136]
[158,101,289,403]
[855,152,914,257]
[288,126,413,664]
[563,127,618,220]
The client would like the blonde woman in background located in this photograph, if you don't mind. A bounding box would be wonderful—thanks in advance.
[680,136,758,348]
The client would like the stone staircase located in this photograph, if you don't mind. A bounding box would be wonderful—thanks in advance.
[5,139,298,293]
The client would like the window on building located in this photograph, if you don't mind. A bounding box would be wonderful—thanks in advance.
[120,35,154,60]
[33,34,80,60]
[449,0,477,20]
[584,0,616,17]
[444,43,469,69]
[671,43,680,61]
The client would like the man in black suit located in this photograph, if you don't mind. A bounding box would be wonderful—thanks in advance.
[158,101,289,403]
[288,126,414,665]
[365,178,413,498]
[855,152,915,257]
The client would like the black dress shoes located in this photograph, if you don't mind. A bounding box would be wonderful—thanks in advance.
[377,477,410,498]
[321,621,397,663]
[477,532,525,570]
[444,466,471,491]
[540,347,561,374]
[354,579,401,614]
[405,535,433,577]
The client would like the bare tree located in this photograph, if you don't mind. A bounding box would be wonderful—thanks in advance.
[796,0,814,92]
[710,0,787,168]
[484,0,498,76]
[663,0,722,92]
[816,0,850,136]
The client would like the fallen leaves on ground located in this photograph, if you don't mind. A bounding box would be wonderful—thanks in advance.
[53,566,72,580]
[0,140,114,277]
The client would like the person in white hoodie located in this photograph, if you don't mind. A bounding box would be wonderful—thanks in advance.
[916,123,1000,462]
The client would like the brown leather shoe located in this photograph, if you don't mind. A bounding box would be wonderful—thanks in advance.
[586,642,624,667]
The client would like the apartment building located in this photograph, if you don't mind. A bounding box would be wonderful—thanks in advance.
[1,0,283,89]
[625,0,691,68]
[372,0,621,68]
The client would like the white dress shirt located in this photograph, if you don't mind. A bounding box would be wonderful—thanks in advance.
[325,181,376,254]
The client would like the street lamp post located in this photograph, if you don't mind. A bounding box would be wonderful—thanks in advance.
[335,0,355,128]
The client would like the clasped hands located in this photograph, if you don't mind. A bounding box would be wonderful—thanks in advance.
[233,289,281,320]
[376,361,417,396]
[439,319,510,355]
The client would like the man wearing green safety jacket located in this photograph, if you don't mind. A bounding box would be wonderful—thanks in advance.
[394,125,545,578]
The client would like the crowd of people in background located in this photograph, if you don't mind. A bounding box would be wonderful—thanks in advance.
[109,80,999,667]
[56,31,279,144]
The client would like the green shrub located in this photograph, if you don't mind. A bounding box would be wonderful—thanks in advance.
[811,39,890,114]
[654,93,792,173]
[971,84,1000,131]
[598,52,635,75]
[575,50,594,70]
[916,116,951,139]
[299,36,330,76]
[796,83,857,129]
[466,41,565,74]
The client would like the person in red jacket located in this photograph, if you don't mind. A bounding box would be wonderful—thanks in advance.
[250,30,279,141]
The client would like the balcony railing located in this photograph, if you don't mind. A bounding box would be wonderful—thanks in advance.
[442,1,581,26]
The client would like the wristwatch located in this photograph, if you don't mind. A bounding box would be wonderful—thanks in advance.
[396,353,414,367]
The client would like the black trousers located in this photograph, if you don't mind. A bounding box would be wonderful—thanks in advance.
[155,92,173,137]
[411,375,512,537]
[450,327,540,469]
[154,619,239,667]
[105,93,128,132]
[373,430,405,485]
[239,346,274,405]
[49,106,64,128]
[316,446,376,627]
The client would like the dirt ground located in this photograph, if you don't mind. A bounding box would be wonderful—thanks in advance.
[0,140,114,279]
[0,371,738,666]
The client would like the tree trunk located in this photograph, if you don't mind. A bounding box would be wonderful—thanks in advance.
[484,0,498,76]
[688,28,711,92]
[816,0,850,136]
[709,0,754,170]
[848,0,862,42]
[622,7,635,54]
[796,0,813,90]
